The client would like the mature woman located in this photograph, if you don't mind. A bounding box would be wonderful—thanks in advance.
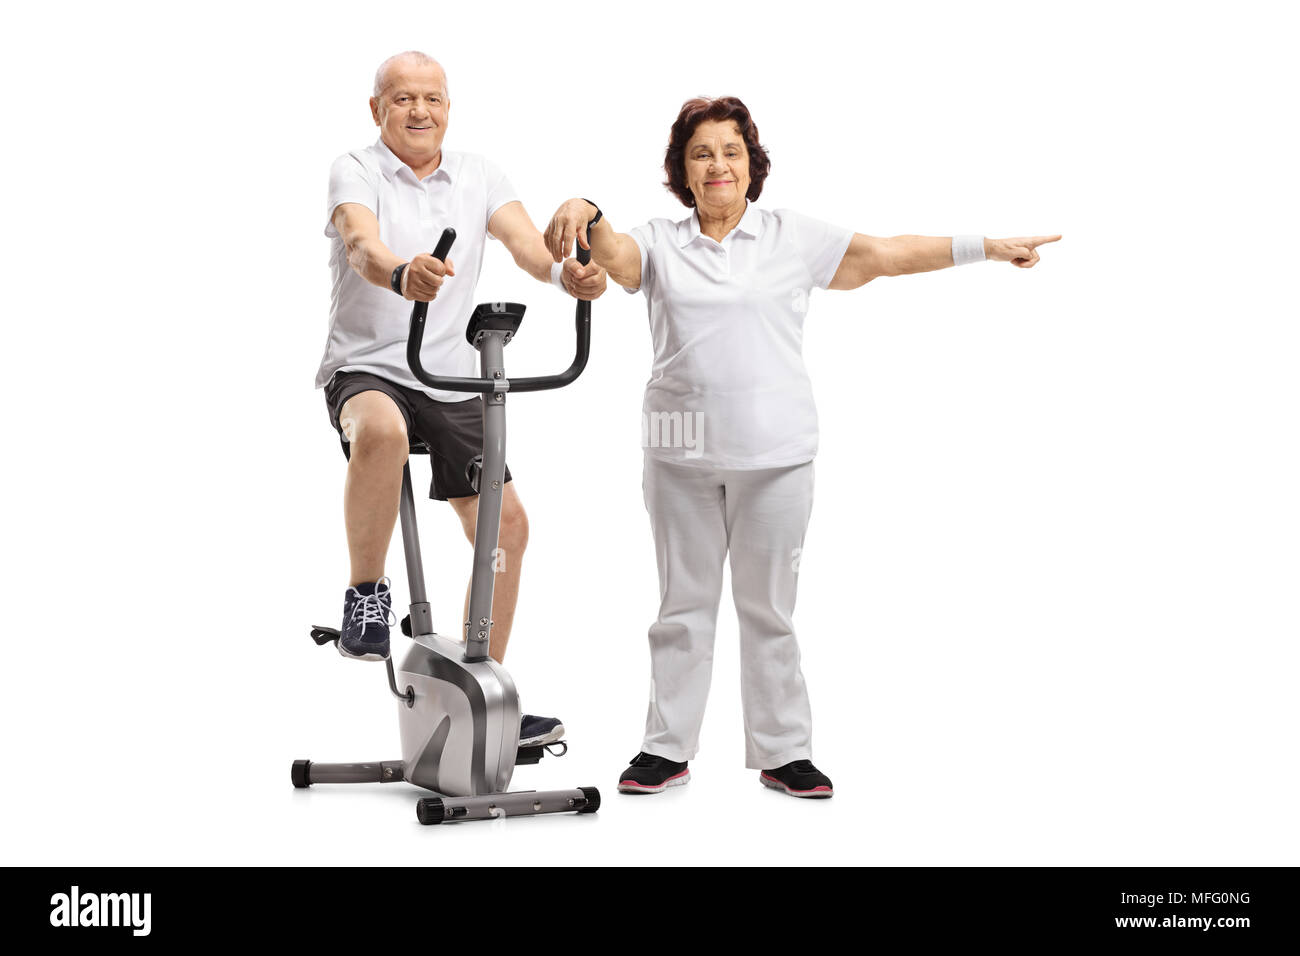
[545,96,1059,799]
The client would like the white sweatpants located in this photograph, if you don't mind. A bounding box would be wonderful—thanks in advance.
[641,455,816,769]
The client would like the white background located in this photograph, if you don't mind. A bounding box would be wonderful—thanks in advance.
[2,0,1296,866]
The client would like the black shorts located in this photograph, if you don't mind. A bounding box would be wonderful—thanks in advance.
[324,370,513,501]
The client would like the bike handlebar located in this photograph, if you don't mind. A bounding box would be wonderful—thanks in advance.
[407,227,591,394]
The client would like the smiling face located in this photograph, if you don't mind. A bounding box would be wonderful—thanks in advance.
[369,58,450,169]
[684,119,751,215]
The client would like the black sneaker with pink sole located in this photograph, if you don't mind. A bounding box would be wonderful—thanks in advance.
[759,760,834,798]
[617,752,690,794]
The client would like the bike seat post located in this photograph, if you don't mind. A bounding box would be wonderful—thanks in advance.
[464,329,510,662]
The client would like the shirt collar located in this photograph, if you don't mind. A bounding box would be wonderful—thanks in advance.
[374,136,456,184]
[677,200,762,247]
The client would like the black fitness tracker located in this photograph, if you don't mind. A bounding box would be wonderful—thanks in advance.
[582,199,603,228]
[390,262,408,295]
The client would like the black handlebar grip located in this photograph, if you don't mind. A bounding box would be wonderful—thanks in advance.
[577,240,591,267]
[409,227,459,367]
[431,227,456,262]
[409,226,497,392]
[411,229,457,316]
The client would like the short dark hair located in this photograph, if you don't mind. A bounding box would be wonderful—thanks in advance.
[663,96,771,208]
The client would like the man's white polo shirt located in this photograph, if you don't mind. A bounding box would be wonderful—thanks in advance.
[626,202,853,469]
[315,137,518,403]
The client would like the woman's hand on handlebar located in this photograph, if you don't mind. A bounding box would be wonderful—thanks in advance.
[402,253,456,302]
[561,257,607,300]
[544,198,599,262]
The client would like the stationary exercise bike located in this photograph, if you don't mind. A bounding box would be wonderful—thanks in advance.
[293,228,599,824]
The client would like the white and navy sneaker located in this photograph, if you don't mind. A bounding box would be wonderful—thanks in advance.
[520,714,565,746]
[338,577,395,661]
[759,759,833,798]
[618,752,690,794]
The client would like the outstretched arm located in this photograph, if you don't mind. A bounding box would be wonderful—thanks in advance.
[488,200,607,300]
[545,198,642,290]
[829,234,1063,290]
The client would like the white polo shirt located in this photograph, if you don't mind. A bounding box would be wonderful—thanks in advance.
[626,202,853,469]
[314,138,519,402]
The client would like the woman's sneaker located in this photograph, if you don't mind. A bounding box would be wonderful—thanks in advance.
[759,759,833,798]
[617,752,690,794]
[338,577,395,661]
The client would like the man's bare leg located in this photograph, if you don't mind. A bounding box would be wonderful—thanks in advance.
[338,391,410,586]
[448,482,529,665]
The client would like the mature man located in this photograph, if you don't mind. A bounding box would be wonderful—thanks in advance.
[315,51,605,744]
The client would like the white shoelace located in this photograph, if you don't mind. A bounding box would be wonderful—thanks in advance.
[348,576,396,631]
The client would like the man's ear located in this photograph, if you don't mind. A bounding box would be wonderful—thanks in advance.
[369,97,380,125]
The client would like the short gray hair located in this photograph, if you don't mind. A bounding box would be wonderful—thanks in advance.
[373,51,448,99]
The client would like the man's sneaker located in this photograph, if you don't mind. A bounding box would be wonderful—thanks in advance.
[759,759,833,798]
[520,714,565,746]
[617,752,690,794]
[338,577,395,661]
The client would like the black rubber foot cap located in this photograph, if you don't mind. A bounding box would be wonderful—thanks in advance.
[291,760,312,789]
[416,797,445,825]
[578,786,600,813]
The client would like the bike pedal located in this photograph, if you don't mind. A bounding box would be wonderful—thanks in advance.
[515,744,545,766]
[310,625,341,646]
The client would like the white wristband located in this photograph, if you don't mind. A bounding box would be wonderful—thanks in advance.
[550,261,566,292]
[952,235,986,266]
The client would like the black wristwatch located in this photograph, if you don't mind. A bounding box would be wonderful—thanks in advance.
[582,199,603,228]
[390,262,408,295]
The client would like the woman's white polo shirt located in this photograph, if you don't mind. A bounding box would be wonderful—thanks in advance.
[626,202,853,469]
